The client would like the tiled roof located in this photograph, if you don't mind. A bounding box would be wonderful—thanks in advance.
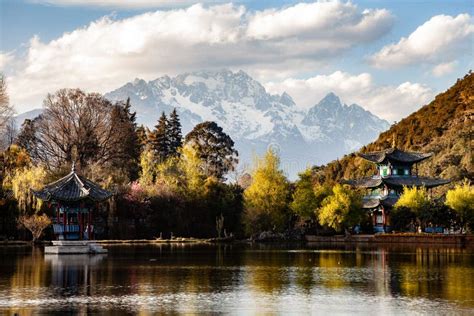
[359,148,432,164]
[347,175,450,189]
[361,195,399,209]
[380,195,399,208]
[343,177,383,188]
[362,197,380,209]
[33,169,112,202]
[383,176,451,188]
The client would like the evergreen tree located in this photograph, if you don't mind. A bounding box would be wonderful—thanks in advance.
[168,108,182,157]
[15,118,38,159]
[184,121,238,179]
[109,98,141,180]
[136,124,148,151]
[150,112,170,162]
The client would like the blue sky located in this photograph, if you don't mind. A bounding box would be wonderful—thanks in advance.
[0,0,472,121]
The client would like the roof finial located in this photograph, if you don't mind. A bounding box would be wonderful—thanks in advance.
[71,161,76,173]
[392,134,397,149]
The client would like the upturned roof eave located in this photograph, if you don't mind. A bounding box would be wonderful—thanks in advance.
[33,169,113,203]
[358,149,433,164]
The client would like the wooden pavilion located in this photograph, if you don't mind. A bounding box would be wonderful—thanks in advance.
[33,163,112,240]
[345,147,450,232]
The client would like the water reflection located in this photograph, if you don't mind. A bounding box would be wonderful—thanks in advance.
[45,254,106,297]
[0,243,473,314]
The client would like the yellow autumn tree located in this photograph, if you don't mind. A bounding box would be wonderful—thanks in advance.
[155,156,183,196]
[318,184,363,232]
[18,214,51,242]
[139,146,156,189]
[10,165,47,215]
[445,181,474,232]
[1,144,31,187]
[395,186,431,230]
[179,144,206,196]
[243,149,290,235]
[395,186,430,213]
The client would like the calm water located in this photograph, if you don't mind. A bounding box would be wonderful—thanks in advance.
[0,243,473,315]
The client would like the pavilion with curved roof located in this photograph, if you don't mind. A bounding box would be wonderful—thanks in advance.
[345,147,450,232]
[34,164,112,240]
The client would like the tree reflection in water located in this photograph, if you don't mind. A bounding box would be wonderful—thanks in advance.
[0,243,473,314]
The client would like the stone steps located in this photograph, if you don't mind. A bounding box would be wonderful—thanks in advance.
[45,241,108,254]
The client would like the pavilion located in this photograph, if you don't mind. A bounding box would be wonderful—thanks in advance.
[33,164,112,240]
[345,147,450,232]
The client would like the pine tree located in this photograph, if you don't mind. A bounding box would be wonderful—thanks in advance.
[136,125,148,150]
[168,108,182,157]
[150,112,170,162]
[109,98,141,180]
[15,118,38,159]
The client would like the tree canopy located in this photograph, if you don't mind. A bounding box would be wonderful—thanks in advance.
[34,89,116,169]
[185,121,238,179]
[445,181,474,232]
[290,169,318,220]
[243,149,290,235]
[318,184,363,232]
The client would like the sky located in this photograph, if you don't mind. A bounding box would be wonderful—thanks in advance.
[0,0,472,122]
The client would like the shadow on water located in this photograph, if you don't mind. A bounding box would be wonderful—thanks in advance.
[0,243,473,314]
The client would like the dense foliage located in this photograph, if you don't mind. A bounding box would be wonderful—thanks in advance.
[243,149,291,235]
[318,184,363,232]
[445,181,474,232]
[185,121,238,180]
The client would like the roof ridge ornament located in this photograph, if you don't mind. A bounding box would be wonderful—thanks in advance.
[71,161,76,173]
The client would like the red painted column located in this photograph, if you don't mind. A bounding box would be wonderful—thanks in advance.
[79,212,83,240]
[90,209,94,240]
[87,210,91,240]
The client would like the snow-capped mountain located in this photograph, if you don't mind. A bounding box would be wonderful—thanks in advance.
[103,69,389,178]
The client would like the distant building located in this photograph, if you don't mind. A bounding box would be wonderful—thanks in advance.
[346,148,450,232]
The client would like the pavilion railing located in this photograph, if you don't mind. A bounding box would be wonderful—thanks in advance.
[52,224,80,235]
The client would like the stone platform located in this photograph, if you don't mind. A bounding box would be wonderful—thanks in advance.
[45,240,108,254]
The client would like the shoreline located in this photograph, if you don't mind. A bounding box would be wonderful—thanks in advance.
[1,234,473,246]
[305,234,474,245]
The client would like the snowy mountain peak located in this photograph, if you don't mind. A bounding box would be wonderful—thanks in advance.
[105,70,389,178]
[320,92,341,105]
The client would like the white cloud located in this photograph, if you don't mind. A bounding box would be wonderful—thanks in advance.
[29,0,224,9]
[432,61,457,77]
[370,14,473,68]
[265,71,434,122]
[0,52,14,71]
[5,1,394,112]
[246,1,393,42]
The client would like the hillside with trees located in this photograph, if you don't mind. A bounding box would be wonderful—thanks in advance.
[312,72,473,190]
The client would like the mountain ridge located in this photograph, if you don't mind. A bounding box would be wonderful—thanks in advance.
[105,69,389,178]
[13,70,390,179]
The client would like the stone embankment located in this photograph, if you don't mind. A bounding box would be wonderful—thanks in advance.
[305,234,473,245]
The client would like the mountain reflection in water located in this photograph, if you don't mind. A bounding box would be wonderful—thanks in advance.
[0,243,473,315]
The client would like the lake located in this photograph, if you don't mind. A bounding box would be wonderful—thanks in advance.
[0,243,473,315]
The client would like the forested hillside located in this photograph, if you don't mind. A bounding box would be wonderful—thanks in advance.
[312,72,473,190]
